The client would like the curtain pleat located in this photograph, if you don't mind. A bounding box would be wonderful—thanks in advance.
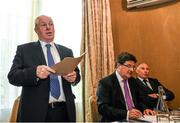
[81,0,115,121]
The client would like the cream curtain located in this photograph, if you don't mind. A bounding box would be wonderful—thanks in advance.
[81,0,115,121]
[0,0,40,121]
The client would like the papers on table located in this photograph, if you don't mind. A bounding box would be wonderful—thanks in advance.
[138,115,156,122]
[51,52,86,76]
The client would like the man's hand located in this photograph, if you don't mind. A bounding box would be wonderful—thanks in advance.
[129,108,143,119]
[148,93,158,99]
[143,109,156,115]
[36,65,55,79]
[63,71,76,83]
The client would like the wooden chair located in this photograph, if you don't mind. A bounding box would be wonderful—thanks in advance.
[89,95,99,122]
[9,96,20,122]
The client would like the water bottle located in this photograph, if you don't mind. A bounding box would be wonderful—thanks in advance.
[156,86,170,122]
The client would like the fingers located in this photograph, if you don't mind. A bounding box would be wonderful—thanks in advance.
[63,71,77,83]
[143,109,156,115]
[148,93,158,98]
[44,66,56,73]
[129,108,143,119]
[36,65,77,82]
[36,65,55,79]
[131,108,143,115]
[65,71,76,77]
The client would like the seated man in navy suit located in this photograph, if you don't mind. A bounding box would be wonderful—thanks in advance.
[96,52,155,122]
[135,62,175,110]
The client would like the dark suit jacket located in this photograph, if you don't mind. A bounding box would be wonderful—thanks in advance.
[8,41,80,122]
[136,78,174,110]
[96,72,147,122]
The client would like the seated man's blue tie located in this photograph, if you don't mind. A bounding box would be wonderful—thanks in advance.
[46,44,60,99]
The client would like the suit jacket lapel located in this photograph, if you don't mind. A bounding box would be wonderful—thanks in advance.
[137,78,147,87]
[137,78,153,91]
[148,79,157,91]
[34,41,46,65]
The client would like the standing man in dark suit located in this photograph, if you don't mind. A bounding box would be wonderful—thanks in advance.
[136,62,174,110]
[96,52,155,122]
[8,15,81,122]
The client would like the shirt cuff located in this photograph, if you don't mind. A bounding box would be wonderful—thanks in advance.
[127,110,129,120]
[163,95,166,100]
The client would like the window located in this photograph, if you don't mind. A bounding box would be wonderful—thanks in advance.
[0,0,33,121]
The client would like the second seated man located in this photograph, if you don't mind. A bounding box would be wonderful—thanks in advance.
[135,62,174,110]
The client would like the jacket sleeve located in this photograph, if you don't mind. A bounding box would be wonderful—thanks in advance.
[8,45,39,87]
[96,80,127,121]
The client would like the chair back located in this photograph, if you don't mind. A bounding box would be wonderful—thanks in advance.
[89,95,99,122]
[9,96,20,122]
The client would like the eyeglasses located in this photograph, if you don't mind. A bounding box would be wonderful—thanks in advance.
[122,64,136,70]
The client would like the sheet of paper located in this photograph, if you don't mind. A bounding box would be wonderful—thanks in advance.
[51,52,86,76]
[137,115,156,122]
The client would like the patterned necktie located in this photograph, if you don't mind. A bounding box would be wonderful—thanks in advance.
[143,79,148,86]
[46,44,60,99]
[143,79,152,90]
[123,79,133,110]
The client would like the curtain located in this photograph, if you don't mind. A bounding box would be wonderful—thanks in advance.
[81,0,115,121]
[0,0,40,121]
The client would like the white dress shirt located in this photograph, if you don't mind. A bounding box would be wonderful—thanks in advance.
[115,71,135,119]
[39,40,66,103]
